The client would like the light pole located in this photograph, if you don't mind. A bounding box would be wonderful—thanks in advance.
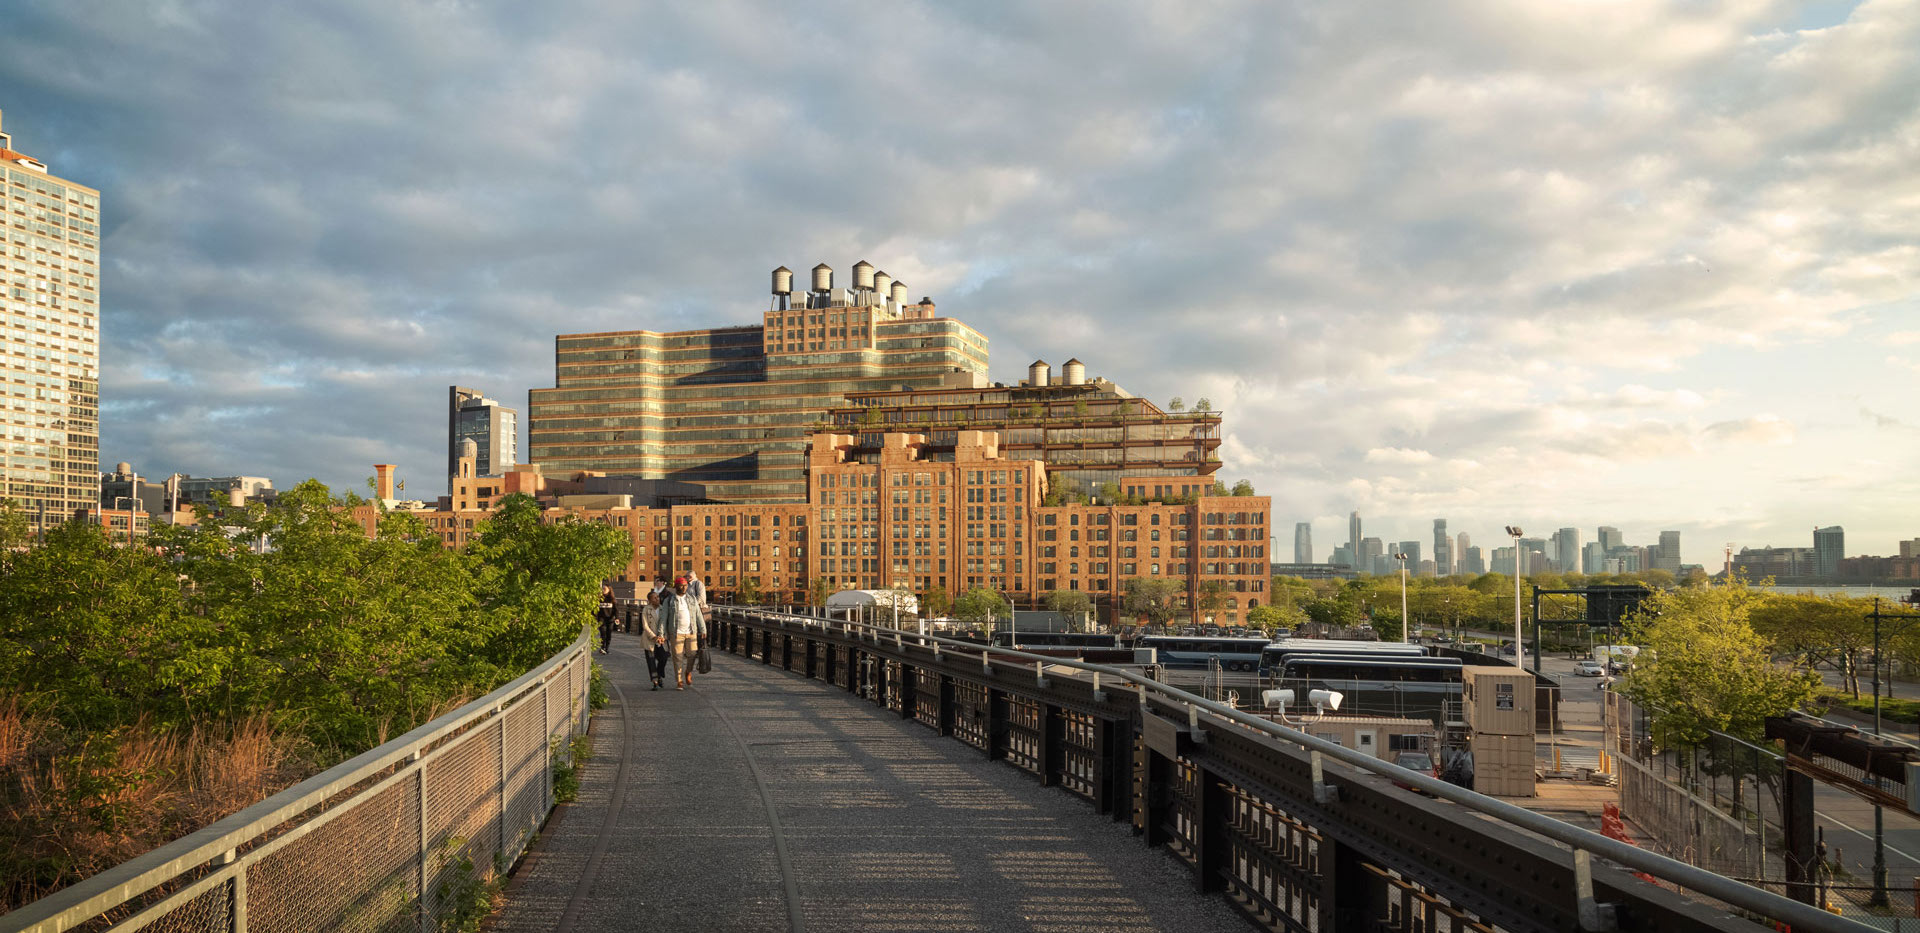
[1393,552,1410,644]
[1868,596,1920,907]
[1506,525,1525,669]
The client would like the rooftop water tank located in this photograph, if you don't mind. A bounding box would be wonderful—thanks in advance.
[890,281,908,305]
[1028,360,1050,387]
[771,266,793,295]
[1063,358,1086,385]
[873,270,893,299]
[852,260,875,290]
[812,263,833,292]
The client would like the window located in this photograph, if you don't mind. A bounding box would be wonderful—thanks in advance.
[1496,684,1515,710]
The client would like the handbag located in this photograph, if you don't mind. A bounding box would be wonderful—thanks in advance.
[697,645,712,674]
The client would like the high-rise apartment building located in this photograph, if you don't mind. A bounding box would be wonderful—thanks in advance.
[1814,526,1844,579]
[0,111,100,535]
[528,262,988,502]
[1294,521,1312,563]
[1349,511,1362,566]
[1552,527,1580,574]
[1597,526,1623,553]
[1432,519,1451,576]
[449,386,518,491]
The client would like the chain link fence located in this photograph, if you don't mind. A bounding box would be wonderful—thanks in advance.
[2,632,594,933]
[1608,691,1920,928]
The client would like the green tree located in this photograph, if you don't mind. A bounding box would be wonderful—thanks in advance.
[1072,400,1089,419]
[1168,396,1185,412]
[1751,593,1872,696]
[1622,582,1819,746]
[1248,602,1309,634]
[807,577,834,609]
[468,492,632,678]
[920,584,952,619]
[1123,577,1184,627]
[735,576,762,606]
[1044,589,1094,627]
[953,586,1007,624]
[0,497,29,549]
[1229,479,1254,497]
[1195,397,1212,412]
[1197,579,1229,618]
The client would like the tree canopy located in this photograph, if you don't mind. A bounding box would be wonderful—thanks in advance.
[1621,582,1819,746]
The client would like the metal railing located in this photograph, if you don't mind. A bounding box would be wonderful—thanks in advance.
[718,606,1875,932]
[2,631,595,933]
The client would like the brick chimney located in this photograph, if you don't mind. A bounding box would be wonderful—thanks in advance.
[374,464,396,500]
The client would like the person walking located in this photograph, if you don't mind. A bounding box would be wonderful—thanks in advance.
[655,576,708,690]
[595,586,618,655]
[686,570,708,610]
[639,587,670,690]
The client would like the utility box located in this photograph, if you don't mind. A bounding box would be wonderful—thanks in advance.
[1471,732,1537,797]
[1463,665,1534,736]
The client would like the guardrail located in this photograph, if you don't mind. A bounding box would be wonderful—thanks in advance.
[715,607,1873,933]
[2,630,595,933]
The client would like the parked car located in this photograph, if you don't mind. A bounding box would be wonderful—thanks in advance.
[1574,659,1606,677]
[1393,752,1437,794]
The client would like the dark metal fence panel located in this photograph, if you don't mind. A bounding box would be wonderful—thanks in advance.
[717,609,1875,933]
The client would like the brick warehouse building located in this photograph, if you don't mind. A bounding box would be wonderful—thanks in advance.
[355,429,1269,626]
[363,261,1268,625]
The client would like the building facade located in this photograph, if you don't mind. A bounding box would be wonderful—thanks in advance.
[527,262,989,502]
[1,110,100,534]
[1432,519,1450,576]
[1295,521,1313,564]
[449,386,518,490]
[1814,526,1844,579]
[361,429,1269,626]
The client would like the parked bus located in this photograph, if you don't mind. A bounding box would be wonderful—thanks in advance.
[1264,654,1465,721]
[989,631,1120,649]
[1135,635,1273,672]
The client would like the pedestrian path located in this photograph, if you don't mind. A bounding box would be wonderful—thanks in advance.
[489,638,1248,933]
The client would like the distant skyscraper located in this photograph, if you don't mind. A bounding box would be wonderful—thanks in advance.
[0,111,100,535]
[1396,541,1422,570]
[1461,545,1485,575]
[1360,536,1384,574]
[1433,519,1452,576]
[1597,526,1623,552]
[1814,526,1844,579]
[1553,527,1580,574]
[1654,530,1682,573]
[1294,522,1313,564]
[449,386,520,492]
[1329,544,1354,569]
[1582,541,1605,575]
[1349,511,1362,566]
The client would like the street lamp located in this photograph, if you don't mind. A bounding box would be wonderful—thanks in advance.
[1505,525,1525,670]
[1867,596,1920,906]
[1393,552,1411,644]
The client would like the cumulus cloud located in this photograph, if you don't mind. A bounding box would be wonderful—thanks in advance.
[0,0,1914,562]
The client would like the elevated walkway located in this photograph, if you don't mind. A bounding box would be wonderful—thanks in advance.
[492,640,1246,932]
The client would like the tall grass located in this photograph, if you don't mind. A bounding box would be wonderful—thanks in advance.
[0,700,319,910]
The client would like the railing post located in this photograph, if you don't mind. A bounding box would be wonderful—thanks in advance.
[899,663,917,721]
[1144,746,1172,847]
[1094,717,1125,818]
[761,629,773,665]
[414,751,430,932]
[987,688,1009,761]
[496,708,508,859]
[1040,702,1064,787]
[221,849,246,933]
[1194,766,1228,894]
[1319,835,1369,932]
[938,675,956,736]
[806,637,819,680]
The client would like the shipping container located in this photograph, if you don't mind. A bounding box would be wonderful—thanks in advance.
[1469,731,1537,797]
[1462,665,1535,736]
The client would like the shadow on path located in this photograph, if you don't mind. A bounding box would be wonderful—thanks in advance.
[489,638,1247,933]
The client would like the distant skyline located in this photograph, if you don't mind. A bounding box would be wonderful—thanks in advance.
[1,1,1915,563]
[1295,514,1905,573]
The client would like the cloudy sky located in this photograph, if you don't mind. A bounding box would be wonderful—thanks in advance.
[3,0,1915,567]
